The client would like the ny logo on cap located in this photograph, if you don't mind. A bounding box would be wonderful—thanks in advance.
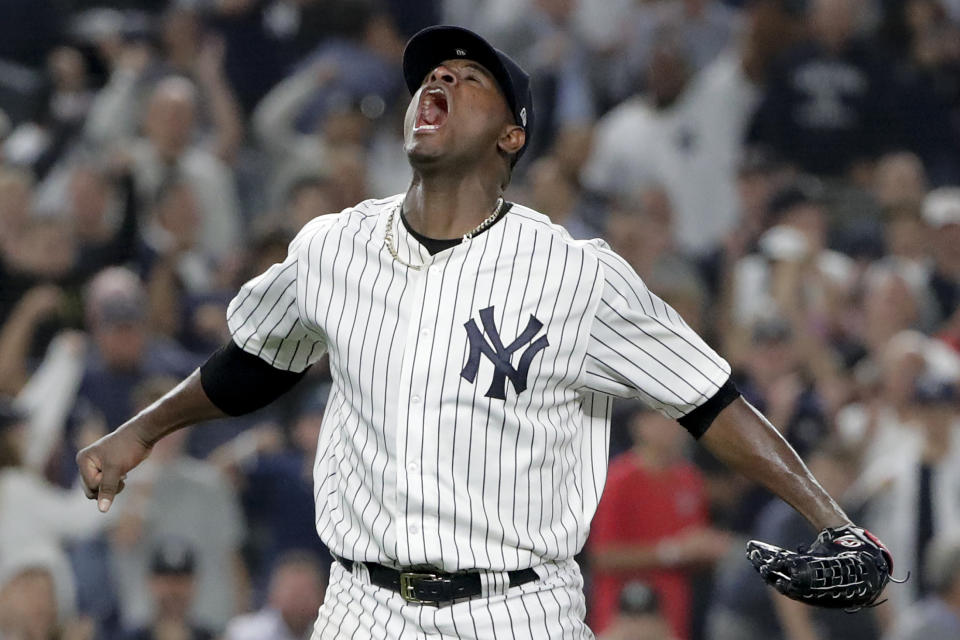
[520,107,527,127]
[461,306,549,400]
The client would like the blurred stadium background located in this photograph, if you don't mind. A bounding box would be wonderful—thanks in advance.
[0,0,959,638]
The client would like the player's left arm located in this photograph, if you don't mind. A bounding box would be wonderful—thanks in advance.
[699,397,848,530]
[584,244,894,608]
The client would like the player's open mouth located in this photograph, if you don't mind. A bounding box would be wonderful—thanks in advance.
[414,87,449,132]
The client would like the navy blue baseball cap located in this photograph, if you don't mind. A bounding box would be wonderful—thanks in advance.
[402,25,534,162]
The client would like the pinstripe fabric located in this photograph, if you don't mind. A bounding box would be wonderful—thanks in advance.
[313,559,592,639]
[226,194,731,633]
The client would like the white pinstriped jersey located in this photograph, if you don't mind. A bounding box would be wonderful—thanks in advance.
[227,194,731,573]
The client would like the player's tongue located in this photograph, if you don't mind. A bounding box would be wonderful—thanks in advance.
[418,92,448,128]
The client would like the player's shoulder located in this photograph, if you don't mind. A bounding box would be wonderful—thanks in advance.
[507,203,632,284]
[506,202,605,254]
[289,194,402,251]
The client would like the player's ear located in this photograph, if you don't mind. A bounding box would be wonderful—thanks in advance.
[497,125,525,157]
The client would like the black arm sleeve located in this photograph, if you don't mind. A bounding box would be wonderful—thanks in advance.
[200,341,309,416]
[677,378,741,439]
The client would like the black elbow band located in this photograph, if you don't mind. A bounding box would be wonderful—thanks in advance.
[200,341,309,416]
[678,378,740,439]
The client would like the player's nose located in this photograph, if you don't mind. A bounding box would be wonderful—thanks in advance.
[428,64,457,87]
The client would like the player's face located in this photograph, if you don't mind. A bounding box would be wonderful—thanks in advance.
[403,59,518,168]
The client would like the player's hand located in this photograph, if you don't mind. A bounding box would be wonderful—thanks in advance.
[76,427,153,513]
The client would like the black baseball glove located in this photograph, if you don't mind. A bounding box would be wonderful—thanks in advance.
[746,524,893,610]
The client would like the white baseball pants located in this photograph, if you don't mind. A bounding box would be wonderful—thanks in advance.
[311,558,594,639]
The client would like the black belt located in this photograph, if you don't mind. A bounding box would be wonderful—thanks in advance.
[334,555,538,606]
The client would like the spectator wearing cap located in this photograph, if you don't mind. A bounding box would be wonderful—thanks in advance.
[748,0,899,177]
[73,267,199,432]
[886,534,960,640]
[922,188,960,328]
[597,580,678,640]
[122,538,214,640]
[109,377,245,633]
[588,405,730,639]
[223,551,326,640]
[858,379,960,616]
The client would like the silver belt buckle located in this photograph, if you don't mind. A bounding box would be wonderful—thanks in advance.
[399,572,439,605]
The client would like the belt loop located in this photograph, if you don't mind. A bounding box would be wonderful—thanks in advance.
[354,561,371,585]
[479,570,511,598]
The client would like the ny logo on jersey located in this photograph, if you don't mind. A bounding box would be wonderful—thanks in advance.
[460,306,549,400]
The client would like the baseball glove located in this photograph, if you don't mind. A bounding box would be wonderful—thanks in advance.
[746,524,893,610]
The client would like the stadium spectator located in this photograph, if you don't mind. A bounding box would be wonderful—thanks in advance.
[109,376,246,634]
[525,153,597,240]
[748,0,899,177]
[707,441,880,640]
[2,3,960,638]
[581,11,774,258]
[588,406,730,639]
[0,399,108,638]
[922,188,960,327]
[885,534,960,640]
[484,0,596,157]
[122,538,214,640]
[74,268,198,431]
[211,384,332,593]
[223,551,326,640]
[121,77,241,260]
[858,379,960,617]
[0,546,95,640]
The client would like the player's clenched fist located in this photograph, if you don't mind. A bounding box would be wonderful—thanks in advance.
[76,427,153,513]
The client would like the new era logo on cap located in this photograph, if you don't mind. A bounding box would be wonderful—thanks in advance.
[455,48,466,56]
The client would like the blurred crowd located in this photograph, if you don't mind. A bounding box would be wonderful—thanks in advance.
[1,0,959,639]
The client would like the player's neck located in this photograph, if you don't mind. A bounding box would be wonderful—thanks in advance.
[403,174,503,240]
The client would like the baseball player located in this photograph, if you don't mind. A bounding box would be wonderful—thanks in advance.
[78,26,894,639]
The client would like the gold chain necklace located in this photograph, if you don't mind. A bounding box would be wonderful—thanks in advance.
[384,197,504,271]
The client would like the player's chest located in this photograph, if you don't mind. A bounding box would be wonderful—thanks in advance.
[303,236,596,403]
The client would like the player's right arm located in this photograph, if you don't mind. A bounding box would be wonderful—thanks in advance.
[78,215,332,513]
[77,370,224,513]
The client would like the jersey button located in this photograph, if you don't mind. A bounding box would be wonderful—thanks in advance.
[420,327,431,339]
[411,395,421,404]
[408,524,419,535]
[407,461,419,473]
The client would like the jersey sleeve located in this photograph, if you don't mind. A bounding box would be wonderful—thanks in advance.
[582,244,732,420]
[226,218,329,372]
